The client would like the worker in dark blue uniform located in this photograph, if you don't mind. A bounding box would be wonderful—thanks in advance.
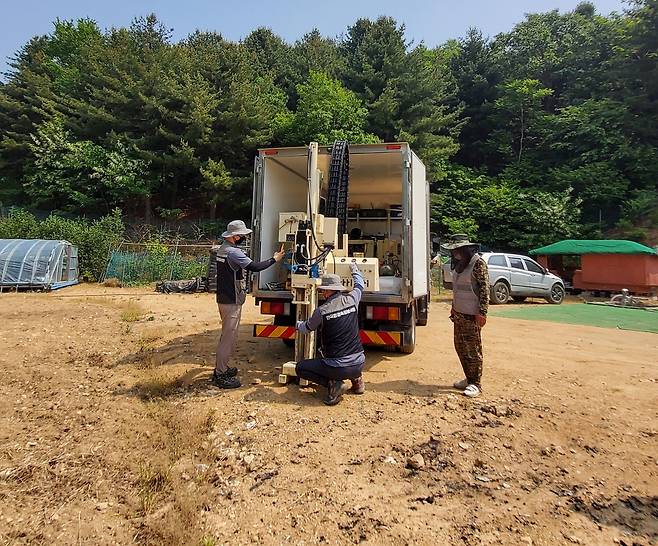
[214,220,284,389]
[295,263,366,405]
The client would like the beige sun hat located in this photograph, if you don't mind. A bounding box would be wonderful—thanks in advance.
[222,220,253,238]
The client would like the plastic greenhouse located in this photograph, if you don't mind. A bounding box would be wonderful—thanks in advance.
[0,239,79,291]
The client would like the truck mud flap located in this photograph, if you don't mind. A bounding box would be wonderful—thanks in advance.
[253,325,296,340]
[359,330,402,347]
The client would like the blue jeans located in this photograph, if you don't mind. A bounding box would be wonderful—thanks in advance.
[295,359,363,388]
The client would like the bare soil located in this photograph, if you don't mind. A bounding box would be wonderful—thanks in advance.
[0,286,656,545]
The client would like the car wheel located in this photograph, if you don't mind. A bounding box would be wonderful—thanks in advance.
[546,284,565,304]
[491,281,510,304]
[512,296,527,303]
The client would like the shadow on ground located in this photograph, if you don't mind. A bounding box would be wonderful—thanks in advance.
[112,323,457,403]
[570,495,658,541]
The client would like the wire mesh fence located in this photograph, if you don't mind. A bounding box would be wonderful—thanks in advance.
[101,242,211,285]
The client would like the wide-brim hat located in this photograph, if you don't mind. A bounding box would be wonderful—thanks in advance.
[319,273,348,291]
[441,233,479,251]
[222,220,253,238]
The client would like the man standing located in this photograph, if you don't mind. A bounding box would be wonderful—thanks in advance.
[295,263,366,406]
[214,220,284,389]
[443,234,489,398]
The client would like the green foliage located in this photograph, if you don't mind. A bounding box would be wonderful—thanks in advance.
[432,166,581,251]
[0,208,40,238]
[0,208,124,280]
[277,71,378,145]
[0,6,657,246]
[25,118,149,212]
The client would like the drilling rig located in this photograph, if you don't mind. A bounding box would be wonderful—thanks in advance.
[250,141,431,368]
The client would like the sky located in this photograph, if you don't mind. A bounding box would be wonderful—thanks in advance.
[1,0,627,77]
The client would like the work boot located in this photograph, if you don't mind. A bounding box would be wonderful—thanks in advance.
[323,380,349,406]
[212,370,241,389]
[226,367,238,377]
[350,376,365,395]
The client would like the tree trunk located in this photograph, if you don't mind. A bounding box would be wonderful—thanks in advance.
[518,105,525,164]
[144,194,152,224]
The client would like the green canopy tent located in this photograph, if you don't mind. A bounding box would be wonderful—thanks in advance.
[530,239,658,295]
[530,239,657,256]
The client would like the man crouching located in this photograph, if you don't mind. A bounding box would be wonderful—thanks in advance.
[295,263,366,406]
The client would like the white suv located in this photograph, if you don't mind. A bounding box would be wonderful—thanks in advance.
[442,252,566,304]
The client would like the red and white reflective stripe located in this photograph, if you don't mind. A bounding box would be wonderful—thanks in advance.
[359,330,402,346]
[253,325,296,339]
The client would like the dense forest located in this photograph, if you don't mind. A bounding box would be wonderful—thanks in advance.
[0,0,657,251]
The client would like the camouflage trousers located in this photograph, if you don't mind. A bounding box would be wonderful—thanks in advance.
[453,311,483,388]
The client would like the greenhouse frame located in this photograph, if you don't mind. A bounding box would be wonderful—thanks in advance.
[0,239,79,291]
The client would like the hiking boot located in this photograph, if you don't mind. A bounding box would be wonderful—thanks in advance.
[226,367,238,377]
[212,370,241,389]
[350,376,365,395]
[323,380,349,406]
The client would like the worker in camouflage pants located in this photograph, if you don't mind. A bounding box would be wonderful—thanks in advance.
[442,234,489,398]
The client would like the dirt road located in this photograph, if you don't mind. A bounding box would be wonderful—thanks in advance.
[0,286,656,545]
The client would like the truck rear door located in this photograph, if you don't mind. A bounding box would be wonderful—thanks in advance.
[408,151,430,299]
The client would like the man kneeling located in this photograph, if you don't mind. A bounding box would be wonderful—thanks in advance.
[295,263,366,406]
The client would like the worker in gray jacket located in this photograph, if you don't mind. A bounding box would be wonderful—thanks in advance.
[295,263,366,405]
[214,220,284,389]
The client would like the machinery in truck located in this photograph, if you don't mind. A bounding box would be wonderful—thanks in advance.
[249,141,431,368]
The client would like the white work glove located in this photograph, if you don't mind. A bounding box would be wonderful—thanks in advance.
[296,320,305,331]
[350,262,360,274]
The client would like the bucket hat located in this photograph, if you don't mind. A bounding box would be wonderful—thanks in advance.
[319,273,348,291]
[222,220,253,238]
[441,233,479,251]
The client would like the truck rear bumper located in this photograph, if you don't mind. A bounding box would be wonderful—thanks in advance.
[253,325,403,347]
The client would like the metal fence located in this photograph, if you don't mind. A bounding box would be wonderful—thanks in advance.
[101,242,211,285]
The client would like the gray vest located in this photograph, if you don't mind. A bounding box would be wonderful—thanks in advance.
[216,242,246,305]
[452,254,481,315]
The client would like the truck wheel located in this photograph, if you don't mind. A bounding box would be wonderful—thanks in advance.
[416,295,429,326]
[399,319,416,354]
[545,284,565,304]
[491,281,510,304]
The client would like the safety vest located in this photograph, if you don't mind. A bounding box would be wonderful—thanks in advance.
[216,242,247,305]
[452,254,481,316]
[319,295,363,358]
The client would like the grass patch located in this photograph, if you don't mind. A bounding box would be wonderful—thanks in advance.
[491,303,658,333]
[137,461,171,515]
[120,302,146,322]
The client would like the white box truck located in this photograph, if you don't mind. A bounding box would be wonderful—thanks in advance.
[250,142,431,354]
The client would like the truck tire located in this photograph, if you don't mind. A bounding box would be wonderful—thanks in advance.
[416,295,429,326]
[398,302,416,354]
[491,280,510,304]
[399,318,416,354]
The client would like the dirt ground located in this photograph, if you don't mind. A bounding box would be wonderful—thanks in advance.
[0,286,656,546]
